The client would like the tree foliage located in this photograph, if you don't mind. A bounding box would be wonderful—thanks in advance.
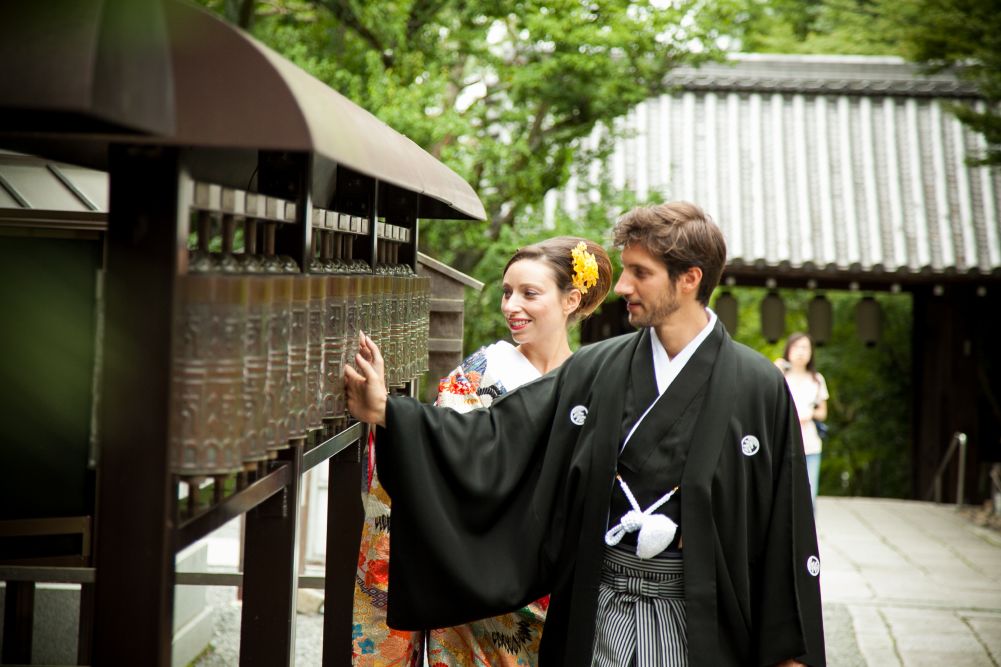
[893,0,1001,166]
[736,0,1001,165]
[195,0,747,274]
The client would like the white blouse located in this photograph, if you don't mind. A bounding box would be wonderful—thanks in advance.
[784,371,829,455]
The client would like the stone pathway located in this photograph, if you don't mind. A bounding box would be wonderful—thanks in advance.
[818,497,1001,666]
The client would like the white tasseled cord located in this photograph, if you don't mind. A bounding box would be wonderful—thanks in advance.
[604,474,680,559]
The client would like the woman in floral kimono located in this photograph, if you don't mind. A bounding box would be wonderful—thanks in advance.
[353,236,613,666]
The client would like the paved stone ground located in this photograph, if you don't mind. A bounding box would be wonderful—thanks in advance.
[817,497,1001,667]
[823,602,868,667]
[193,497,1001,666]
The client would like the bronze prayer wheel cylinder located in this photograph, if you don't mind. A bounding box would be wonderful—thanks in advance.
[306,274,327,431]
[265,275,293,452]
[322,275,348,422]
[169,274,244,477]
[286,276,310,442]
[243,276,272,465]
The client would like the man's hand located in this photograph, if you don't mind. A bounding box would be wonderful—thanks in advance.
[343,332,388,427]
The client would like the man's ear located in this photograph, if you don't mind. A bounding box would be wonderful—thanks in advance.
[679,266,703,296]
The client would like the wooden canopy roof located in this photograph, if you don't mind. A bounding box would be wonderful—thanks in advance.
[0,0,484,221]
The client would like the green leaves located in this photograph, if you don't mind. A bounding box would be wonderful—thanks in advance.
[196,0,739,277]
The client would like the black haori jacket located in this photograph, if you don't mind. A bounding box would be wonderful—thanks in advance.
[376,320,826,666]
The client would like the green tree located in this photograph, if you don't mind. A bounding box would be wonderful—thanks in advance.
[736,0,1001,165]
[893,0,1001,166]
[736,0,903,55]
[196,0,746,274]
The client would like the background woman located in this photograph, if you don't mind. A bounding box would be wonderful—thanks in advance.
[776,332,830,507]
[353,236,613,666]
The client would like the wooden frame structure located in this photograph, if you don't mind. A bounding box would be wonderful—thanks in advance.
[0,2,485,665]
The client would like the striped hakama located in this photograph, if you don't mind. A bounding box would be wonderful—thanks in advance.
[592,545,687,667]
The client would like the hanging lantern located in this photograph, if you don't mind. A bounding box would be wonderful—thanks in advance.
[714,290,738,335]
[855,295,881,347]
[760,290,785,343]
[808,294,833,346]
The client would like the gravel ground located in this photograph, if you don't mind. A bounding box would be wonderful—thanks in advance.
[193,587,325,667]
[960,500,1001,535]
[193,587,864,666]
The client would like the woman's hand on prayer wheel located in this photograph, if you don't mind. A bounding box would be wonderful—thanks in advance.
[344,332,388,426]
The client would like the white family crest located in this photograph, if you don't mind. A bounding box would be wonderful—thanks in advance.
[807,555,821,576]
[740,435,760,456]
[569,405,588,426]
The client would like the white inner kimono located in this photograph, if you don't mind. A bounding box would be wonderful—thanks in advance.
[436,340,541,412]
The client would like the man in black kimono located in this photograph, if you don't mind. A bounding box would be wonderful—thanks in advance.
[345,202,825,666]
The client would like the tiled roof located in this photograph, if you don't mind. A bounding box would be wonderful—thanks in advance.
[548,54,1000,281]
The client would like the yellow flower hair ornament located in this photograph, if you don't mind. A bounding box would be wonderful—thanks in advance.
[571,241,599,294]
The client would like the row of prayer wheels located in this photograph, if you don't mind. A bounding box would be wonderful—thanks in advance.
[169,185,429,477]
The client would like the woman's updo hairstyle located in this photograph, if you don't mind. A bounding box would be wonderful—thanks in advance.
[503,236,613,323]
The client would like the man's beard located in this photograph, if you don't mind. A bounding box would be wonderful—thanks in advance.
[627,292,680,328]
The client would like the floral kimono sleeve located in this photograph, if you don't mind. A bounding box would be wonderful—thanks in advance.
[434,348,492,413]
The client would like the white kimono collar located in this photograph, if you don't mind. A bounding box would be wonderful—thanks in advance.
[484,340,541,391]
[621,308,717,452]
[649,307,718,396]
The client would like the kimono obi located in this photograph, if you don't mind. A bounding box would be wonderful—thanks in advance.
[600,545,685,599]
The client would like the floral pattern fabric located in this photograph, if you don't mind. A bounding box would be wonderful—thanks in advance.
[353,342,546,666]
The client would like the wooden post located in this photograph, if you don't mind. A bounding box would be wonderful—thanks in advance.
[92,145,189,666]
[2,581,34,664]
[240,447,304,666]
[322,439,365,666]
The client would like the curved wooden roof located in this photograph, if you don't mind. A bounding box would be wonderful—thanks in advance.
[0,0,484,220]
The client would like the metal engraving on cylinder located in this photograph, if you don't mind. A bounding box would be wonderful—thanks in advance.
[323,275,347,423]
[265,276,292,451]
[305,275,326,431]
[287,277,309,441]
[243,276,271,465]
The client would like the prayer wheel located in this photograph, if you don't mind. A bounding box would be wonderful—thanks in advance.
[342,273,361,418]
[287,276,310,442]
[169,274,244,476]
[323,274,348,427]
[306,274,327,432]
[265,275,293,453]
[166,183,434,479]
[243,276,272,465]
[210,275,248,471]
